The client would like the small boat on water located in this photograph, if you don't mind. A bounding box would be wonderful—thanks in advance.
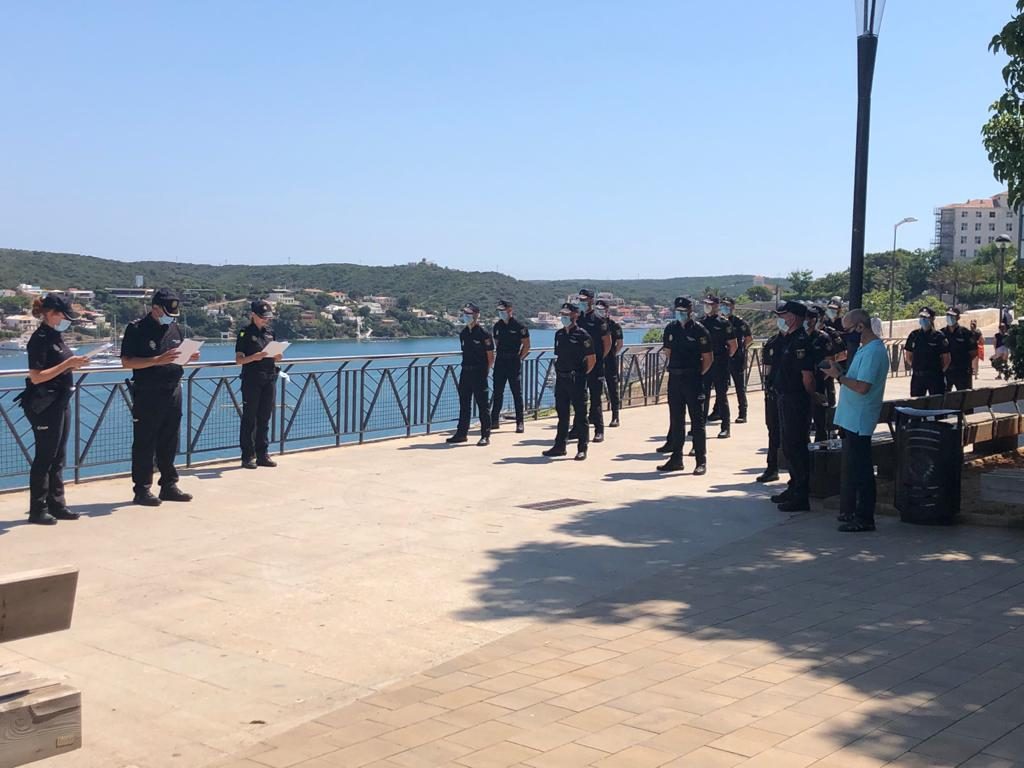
[0,336,29,352]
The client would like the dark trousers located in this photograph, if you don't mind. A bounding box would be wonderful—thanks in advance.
[728,356,747,418]
[779,392,811,500]
[131,385,182,491]
[839,431,875,524]
[28,403,70,513]
[910,371,945,397]
[490,356,524,426]
[240,375,276,460]
[703,361,730,428]
[554,372,588,452]
[812,382,834,442]
[946,369,972,392]
[764,392,780,472]
[667,370,705,461]
[587,365,605,434]
[456,366,490,437]
[604,356,621,416]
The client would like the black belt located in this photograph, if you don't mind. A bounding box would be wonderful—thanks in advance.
[668,368,700,374]
[555,370,582,378]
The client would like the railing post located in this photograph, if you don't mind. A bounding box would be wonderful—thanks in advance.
[185,369,196,468]
[73,373,84,483]
[406,358,417,437]
[279,365,289,455]
[336,365,343,447]
[359,360,371,443]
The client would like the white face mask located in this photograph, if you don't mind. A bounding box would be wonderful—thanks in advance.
[674,310,688,323]
[777,318,789,333]
[497,310,509,322]
[158,314,175,326]
[460,314,473,326]
[721,306,731,317]
[826,308,838,320]
[594,308,607,319]
[560,316,572,328]
[946,315,956,327]
[55,318,72,333]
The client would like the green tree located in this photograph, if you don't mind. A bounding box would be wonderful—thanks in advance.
[0,295,30,314]
[960,261,992,303]
[746,286,773,302]
[642,328,663,344]
[785,270,814,299]
[983,1,1024,210]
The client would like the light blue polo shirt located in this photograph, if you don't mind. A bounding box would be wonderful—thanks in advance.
[834,338,890,436]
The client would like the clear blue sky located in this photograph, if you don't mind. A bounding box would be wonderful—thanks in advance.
[0,1,1013,279]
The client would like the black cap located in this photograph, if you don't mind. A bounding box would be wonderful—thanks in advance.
[704,294,720,304]
[461,302,480,314]
[947,306,961,318]
[496,299,512,310]
[673,296,693,310]
[595,299,610,310]
[577,288,595,300]
[776,300,807,318]
[40,293,79,320]
[805,304,822,318]
[152,288,181,317]
[918,307,936,319]
[559,302,580,315]
[721,297,735,307]
[251,300,275,319]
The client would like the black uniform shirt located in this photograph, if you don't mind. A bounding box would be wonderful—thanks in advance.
[727,315,752,355]
[577,311,609,362]
[27,324,73,392]
[554,324,594,373]
[459,324,493,367]
[606,318,624,351]
[996,331,1007,350]
[808,330,835,390]
[905,328,948,374]
[236,322,277,378]
[702,315,736,360]
[944,325,976,373]
[492,317,530,355]
[662,320,711,371]
[773,328,815,395]
[121,314,185,388]
[761,333,784,394]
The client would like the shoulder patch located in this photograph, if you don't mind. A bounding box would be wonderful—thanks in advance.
[796,349,806,359]
[484,338,493,348]
[583,338,592,348]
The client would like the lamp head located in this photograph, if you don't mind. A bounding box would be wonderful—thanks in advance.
[855,0,886,36]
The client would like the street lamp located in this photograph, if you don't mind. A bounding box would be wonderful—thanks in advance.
[996,233,1012,317]
[849,0,887,309]
[888,216,917,338]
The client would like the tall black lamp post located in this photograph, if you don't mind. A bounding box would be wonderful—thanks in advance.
[850,0,886,310]
[996,233,1012,316]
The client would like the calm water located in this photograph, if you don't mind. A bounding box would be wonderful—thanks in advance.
[0,329,652,371]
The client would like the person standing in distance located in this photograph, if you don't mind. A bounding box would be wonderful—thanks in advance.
[575,289,610,443]
[715,297,753,424]
[943,307,975,392]
[825,298,850,364]
[20,294,89,525]
[447,303,494,446]
[904,307,949,397]
[489,299,530,433]
[770,301,816,512]
[700,295,738,439]
[594,299,624,428]
[805,306,836,443]
[756,309,786,483]
[544,303,595,460]
[120,288,200,506]
[658,297,713,475]
[237,300,284,469]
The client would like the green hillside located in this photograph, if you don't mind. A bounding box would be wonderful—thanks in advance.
[0,248,778,318]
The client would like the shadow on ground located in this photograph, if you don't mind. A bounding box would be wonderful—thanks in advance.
[458,491,1024,763]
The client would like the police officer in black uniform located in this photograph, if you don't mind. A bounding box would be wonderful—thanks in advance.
[236,300,283,469]
[447,303,494,446]
[657,297,713,475]
[700,295,738,439]
[943,307,975,391]
[489,299,530,433]
[575,289,610,442]
[544,303,595,460]
[121,288,200,506]
[904,307,949,396]
[805,305,836,443]
[825,297,852,364]
[770,301,816,512]
[595,299,624,428]
[711,297,753,424]
[21,294,89,525]
[757,314,785,483]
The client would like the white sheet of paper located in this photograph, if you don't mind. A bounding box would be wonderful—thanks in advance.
[172,339,204,364]
[80,343,113,359]
[262,341,290,357]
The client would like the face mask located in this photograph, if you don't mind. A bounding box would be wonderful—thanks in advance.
[576,300,587,311]
[919,318,930,330]
[721,307,731,317]
[826,309,838,320]
[497,310,509,322]
[675,310,688,323]
[946,315,956,327]
[595,308,607,319]
[777,318,789,333]
[560,316,572,328]
[55,318,71,333]
[803,321,812,333]
[460,314,472,325]
[158,314,175,326]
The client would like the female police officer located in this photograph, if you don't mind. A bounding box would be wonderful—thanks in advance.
[21,293,89,525]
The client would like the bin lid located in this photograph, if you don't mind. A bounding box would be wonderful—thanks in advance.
[894,407,960,418]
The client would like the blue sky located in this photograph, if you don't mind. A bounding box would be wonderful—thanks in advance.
[0,1,1013,279]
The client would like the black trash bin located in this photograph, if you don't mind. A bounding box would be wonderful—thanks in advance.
[894,407,964,525]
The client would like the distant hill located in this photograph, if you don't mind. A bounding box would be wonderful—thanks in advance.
[0,248,782,318]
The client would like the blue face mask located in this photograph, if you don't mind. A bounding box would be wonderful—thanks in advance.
[721,306,731,317]
[594,308,607,319]
[675,310,688,323]
[560,316,572,328]
[946,315,957,327]
[158,314,176,326]
[460,314,472,325]
[55,318,71,333]
[576,300,587,311]
[497,310,509,322]
[777,318,789,333]
[919,317,930,330]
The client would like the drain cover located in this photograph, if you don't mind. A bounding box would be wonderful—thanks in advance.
[517,498,590,511]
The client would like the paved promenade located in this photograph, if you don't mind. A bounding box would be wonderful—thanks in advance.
[3,367,1023,767]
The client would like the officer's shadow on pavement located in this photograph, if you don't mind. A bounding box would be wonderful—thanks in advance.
[602,471,682,482]
[611,452,663,462]
[397,442,469,451]
[493,456,556,465]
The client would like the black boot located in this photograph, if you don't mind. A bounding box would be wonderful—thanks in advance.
[28,509,57,525]
[446,433,468,444]
[242,457,258,469]
[257,455,277,467]
[48,505,80,521]
[133,488,162,507]
[543,444,567,457]
[757,468,780,483]
[657,455,684,472]
[609,414,620,428]
[656,442,674,454]
[159,484,193,502]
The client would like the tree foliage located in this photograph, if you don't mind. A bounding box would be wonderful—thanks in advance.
[983,0,1024,211]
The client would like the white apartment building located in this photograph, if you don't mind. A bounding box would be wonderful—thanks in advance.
[935,191,1019,262]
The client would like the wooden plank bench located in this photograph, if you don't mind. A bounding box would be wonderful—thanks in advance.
[0,567,82,768]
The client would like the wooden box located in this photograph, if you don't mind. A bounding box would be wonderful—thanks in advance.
[0,671,81,768]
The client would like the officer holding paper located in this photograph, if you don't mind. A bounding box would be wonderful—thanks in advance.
[236,299,284,469]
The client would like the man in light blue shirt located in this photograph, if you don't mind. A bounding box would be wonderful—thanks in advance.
[824,309,890,533]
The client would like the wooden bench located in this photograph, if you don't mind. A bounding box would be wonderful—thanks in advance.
[0,567,82,768]
[810,384,1024,498]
